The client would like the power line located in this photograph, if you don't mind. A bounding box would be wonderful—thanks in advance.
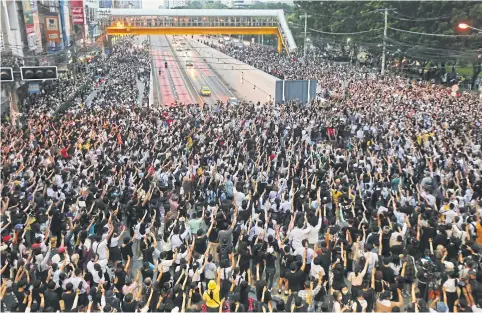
[390,15,451,22]
[388,27,477,37]
[392,6,474,21]
[385,37,480,54]
[289,22,382,35]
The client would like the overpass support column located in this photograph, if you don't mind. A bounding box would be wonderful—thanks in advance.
[277,35,282,54]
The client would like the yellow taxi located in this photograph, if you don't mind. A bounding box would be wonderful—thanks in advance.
[200,86,211,96]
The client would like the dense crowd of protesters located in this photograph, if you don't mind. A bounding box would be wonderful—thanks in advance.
[1,34,482,313]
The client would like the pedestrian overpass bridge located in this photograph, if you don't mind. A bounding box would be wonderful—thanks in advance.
[99,9,297,54]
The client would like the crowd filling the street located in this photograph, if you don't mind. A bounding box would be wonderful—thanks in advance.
[1,35,482,313]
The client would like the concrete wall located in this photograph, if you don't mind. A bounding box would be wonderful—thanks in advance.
[188,36,280,103]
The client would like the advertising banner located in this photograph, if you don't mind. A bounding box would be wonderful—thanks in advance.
[45,15,61,52]
[60,0,72,48]
[72,7,85,25]
[28,83,41,94]
[70,0,84,7]
[45,16,60,43]
[22,1,37,51]
[22,1,34,34]
[33,11,43,53]
[99,0,112,8]
[30,0,37,11]
[71,0,84,25]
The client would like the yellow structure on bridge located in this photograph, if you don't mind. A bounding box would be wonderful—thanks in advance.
[98,8,297,54]
[105,26,286,54]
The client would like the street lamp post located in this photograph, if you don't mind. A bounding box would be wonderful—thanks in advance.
[458,23,482,33]
[300,12,312,58]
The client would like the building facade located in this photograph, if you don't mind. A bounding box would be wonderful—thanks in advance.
[114,0,142,8]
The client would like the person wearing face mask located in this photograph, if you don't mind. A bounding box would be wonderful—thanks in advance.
[333,290,351,313]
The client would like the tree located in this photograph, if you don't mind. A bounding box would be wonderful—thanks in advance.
[204,2,228,9]
[248,2,294,14]
[292,1,482,83]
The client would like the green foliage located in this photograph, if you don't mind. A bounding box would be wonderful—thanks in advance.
[172,1,228,9]
[248,1,294,13]
[293,1,481,81]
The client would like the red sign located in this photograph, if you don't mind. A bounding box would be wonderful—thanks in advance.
[72,7,84,24]
[25,24,35,34]
[70,0,84,7]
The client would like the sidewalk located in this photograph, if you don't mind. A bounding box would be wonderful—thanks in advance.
[85,87,99,106]
[136,78,145,107]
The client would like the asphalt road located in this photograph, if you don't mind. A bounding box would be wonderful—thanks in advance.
[150,35,236,107]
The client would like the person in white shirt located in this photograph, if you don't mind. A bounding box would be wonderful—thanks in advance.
[171,222,190,251]
[234,187,246,207]
[308,208,323,247]
[86,257,108,284]
[310,256,325,280]
[289,219,312,251]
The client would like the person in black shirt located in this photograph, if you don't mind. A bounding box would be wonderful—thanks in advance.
[121,292,138,312]
[44,281,60,312]
[61,283,76,312]
[252,239,266,281]
[379,257,395,284]
[255,282,273,310]
[194,229,208,255]
[290,295,308,312]
[230,293,246,312]
[237,236,251,276]
[121,236,135,261]
[207,219,220,263]
[114,261,129,296]
[141,234,156,265]
[13,280,27,312]
[141,262,154,281]
[285,254,306,293]
[265,246,277,291]
[278,245,293,295]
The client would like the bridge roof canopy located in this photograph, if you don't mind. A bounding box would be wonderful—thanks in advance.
[102,8,297,51]
[106,8,287,17]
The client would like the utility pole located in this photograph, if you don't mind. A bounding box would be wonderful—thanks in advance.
[381,8,388,75]
[300,12,311,58]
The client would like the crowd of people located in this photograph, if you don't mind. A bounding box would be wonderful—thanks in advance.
[1,34,482,313]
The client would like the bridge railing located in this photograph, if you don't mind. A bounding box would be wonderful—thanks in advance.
[109,16,279,28]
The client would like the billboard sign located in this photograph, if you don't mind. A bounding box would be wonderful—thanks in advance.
[99,0,112,8]
[70,0,84,7]
[28,83,41,94]
[72,7,85,24]
[22,1,34,32]
[45,16,60,43]
[23,1,42,52]
[71,0,85,25]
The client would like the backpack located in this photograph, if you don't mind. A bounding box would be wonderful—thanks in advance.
[207,190,216,204]
[225,181,234,197]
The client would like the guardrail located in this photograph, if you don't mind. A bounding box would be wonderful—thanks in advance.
[54,81,92,115]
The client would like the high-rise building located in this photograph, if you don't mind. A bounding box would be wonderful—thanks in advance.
[99,0,114,8]
[232,0,254,8]
[114,0,142,8]
[1,0,33,57]
[167,0,187,8]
